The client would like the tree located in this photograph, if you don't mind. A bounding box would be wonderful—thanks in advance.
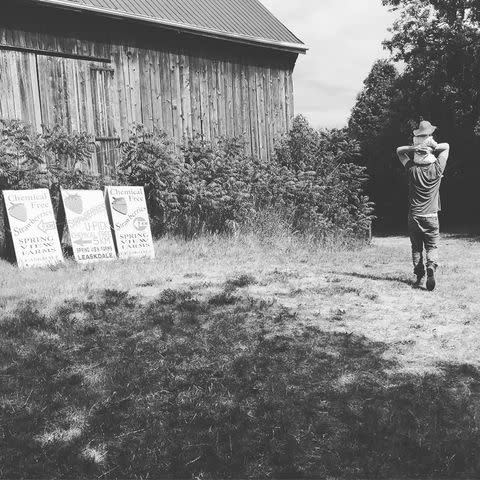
[352,0,480,227]
[348,60,408,226]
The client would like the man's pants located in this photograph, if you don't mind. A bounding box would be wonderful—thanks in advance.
[408,214,440,277]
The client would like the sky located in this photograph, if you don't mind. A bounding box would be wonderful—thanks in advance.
[261,0,397,128]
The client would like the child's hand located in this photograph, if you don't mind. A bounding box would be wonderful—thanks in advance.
[415,145,431,154]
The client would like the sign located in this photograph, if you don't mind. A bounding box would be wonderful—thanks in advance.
[105,186,155,259]
[60,189,116,263]
[2,189,63,269]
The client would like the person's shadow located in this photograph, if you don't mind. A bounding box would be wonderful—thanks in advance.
[330,271,420,289]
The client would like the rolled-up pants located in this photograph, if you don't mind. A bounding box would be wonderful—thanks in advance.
[408,214,439,276]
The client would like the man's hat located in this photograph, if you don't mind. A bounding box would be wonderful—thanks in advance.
[414,120,437,136]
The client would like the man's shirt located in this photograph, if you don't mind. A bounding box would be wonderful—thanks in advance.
[406,160,444,216]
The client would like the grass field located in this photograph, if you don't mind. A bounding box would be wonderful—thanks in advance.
[2,232,480,479]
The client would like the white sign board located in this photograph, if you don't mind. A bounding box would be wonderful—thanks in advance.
[2,189,63,269]
[105,186,155,259]
[61,189,116,263]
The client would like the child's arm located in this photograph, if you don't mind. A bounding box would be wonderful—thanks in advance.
[428,137,439,150]
[396,145,415,166]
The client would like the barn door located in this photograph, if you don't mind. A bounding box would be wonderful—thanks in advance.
[90,66,121,178]
[35,55,120,175]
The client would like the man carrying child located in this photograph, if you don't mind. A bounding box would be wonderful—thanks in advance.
[396,120,450,291]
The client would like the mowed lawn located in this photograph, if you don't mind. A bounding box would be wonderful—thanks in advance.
[2,233,480,479]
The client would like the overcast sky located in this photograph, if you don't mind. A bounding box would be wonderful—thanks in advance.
[261,0,396,128]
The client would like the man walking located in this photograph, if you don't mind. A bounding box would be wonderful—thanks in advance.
[396,121,450,291]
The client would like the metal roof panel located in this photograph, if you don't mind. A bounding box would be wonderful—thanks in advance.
[33,0,306,52]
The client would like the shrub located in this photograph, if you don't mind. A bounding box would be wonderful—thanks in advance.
[117,125,183,236]
[117,128,259,237]
[273,116,374,239]
[0,120,102,250]
[117,118,374,240]
[0,116,374,242]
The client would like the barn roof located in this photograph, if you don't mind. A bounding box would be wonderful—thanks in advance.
[30,0,307,53]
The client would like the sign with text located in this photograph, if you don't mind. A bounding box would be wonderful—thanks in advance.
[105,186,155,259]
[60,189,116,263]
[2,189,63,269]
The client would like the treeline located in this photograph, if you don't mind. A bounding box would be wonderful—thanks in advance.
[349,0,480,229]
[0,116,373,243]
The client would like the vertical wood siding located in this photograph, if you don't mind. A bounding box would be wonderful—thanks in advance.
[0,25,296,171]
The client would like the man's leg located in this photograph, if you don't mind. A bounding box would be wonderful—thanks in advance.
[408,215,426,285]
[422,215,440,291]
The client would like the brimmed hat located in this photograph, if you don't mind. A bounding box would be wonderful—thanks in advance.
[414,120,437,136]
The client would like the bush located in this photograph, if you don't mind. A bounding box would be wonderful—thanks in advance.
[118,117,374,240]
[272,116,374,239]
[0,120,102,249]
[0,116,374,242]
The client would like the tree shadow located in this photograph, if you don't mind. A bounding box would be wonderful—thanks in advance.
[2,280,480,479]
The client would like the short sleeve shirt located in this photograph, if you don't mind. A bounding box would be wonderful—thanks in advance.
[406,159,444,216]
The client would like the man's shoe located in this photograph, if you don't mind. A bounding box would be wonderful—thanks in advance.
[426,267,436,291]
[413,275,425,289]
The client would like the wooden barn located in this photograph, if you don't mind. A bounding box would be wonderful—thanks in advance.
[0,0,306,174]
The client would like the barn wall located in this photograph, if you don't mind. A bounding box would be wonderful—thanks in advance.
[0,5,297,171]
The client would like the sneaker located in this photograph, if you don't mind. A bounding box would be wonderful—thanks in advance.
[426,267,436,291]
[413,275,425,289]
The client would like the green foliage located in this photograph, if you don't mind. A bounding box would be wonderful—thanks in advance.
[273,116,374,238]
[118,117,374,240]
[0,120,101,248]
[0,119,46,190]
[0,120,101,194]
[1,117,373,241]
[348,60,407,226]
[117,125,183,236]
[358,0,480,226]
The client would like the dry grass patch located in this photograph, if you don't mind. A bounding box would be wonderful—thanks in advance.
[2,233,480,478]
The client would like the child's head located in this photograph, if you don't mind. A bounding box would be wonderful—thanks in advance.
[413,133,434,145]
[413,120,437,138]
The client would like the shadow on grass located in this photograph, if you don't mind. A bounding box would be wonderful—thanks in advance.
[2,280,480,479]
[331,271,415,287]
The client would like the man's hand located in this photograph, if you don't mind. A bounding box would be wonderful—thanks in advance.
[396,145,415,166]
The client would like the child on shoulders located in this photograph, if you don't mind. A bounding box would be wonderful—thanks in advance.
[412,121,438,165]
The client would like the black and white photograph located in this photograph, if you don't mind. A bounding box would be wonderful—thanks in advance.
[1,0,480,478]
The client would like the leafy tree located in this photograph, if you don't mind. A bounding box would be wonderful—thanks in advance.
[384,0,480,220]
[349,60,408,225]
[351,0,480,227]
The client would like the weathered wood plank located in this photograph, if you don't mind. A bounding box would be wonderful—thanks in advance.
[247,64,259,158]
[160,50,174,139]
[199,56,211,141]
[216,60,226,140]
[139,48,153,130]
[179,53,192,140]
[264,66,273,160]
[149,50,164,133]
[285,69,294,130]
[256,66,267,159]
[224,61,234,138]
[170,52,183,147]
[207,58,219,142]
[189,55,201,138]
[239,62,251,155]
